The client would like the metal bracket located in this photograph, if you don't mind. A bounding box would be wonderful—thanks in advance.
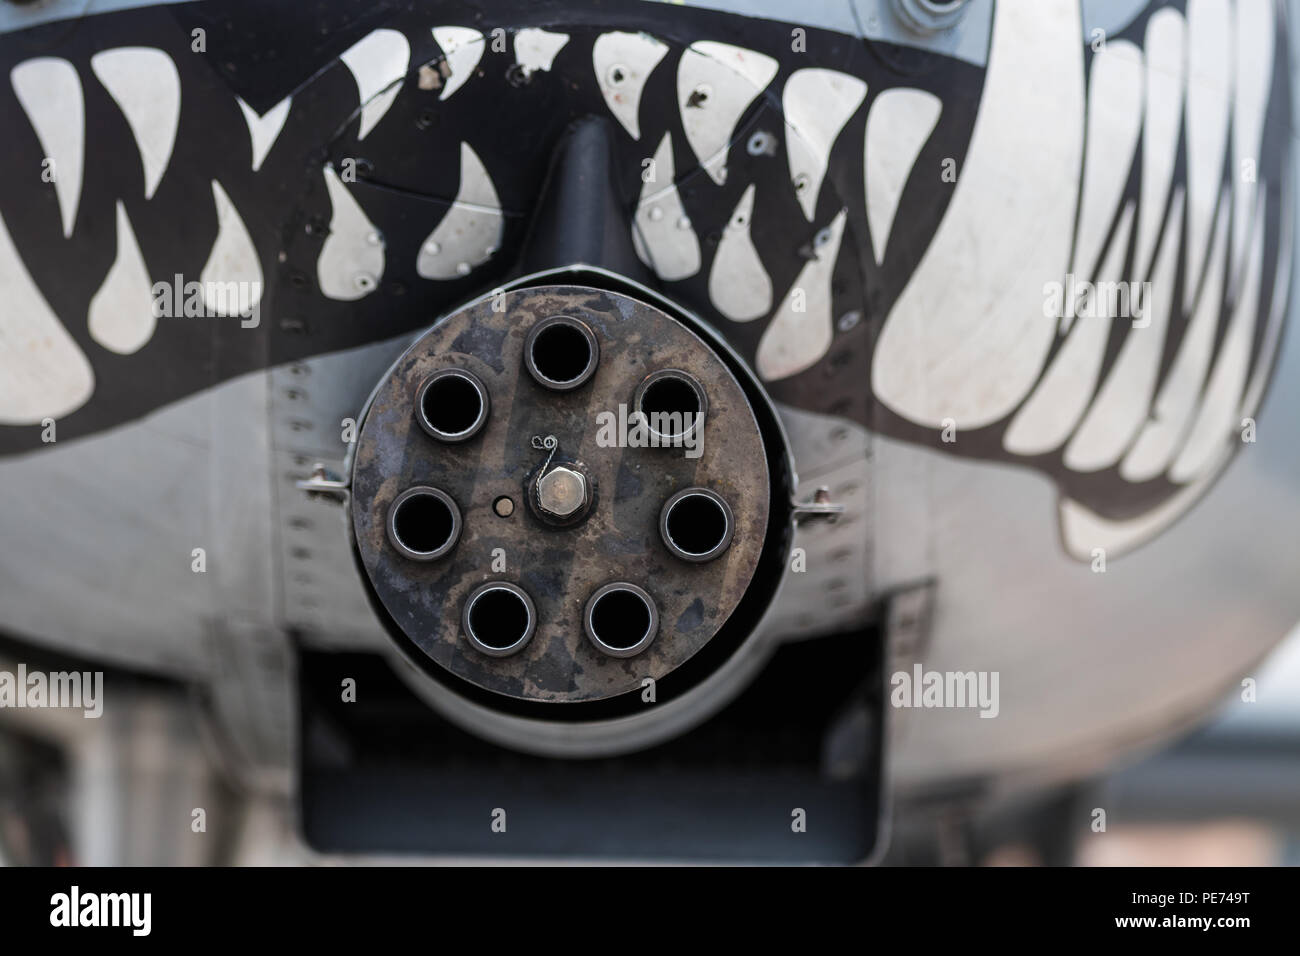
[295,462,349,503]
[791,485,847,524]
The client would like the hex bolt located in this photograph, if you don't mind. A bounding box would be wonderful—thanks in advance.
[537,466,588,519]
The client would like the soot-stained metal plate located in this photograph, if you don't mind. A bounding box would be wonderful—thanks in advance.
[351,285,769,702]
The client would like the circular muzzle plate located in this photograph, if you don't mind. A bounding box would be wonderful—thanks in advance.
[350,285,770,703]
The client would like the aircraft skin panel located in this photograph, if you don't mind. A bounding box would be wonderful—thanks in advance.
[0,0,1294,792]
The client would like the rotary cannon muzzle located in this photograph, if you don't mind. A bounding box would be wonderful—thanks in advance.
[348,284,777,707]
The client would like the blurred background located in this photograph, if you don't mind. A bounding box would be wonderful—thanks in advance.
[3,619,1298,866]
[886,620,1300,866]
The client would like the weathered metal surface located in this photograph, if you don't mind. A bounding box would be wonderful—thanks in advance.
[350,285,770,702]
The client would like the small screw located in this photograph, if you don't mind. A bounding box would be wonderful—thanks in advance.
[747,131,777,156]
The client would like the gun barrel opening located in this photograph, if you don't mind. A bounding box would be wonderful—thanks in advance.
[416,369,490,442]
[585,583,659,658]
[635,369,707,441]
[660,488,734,562]
[524,315,600,391]
[386,487,462,561]
[463,583,537,657]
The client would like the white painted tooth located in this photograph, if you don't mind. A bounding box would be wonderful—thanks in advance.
[1171,188,1266,482]
[864,88,941,266]
[88,201,155,354]
[870,0,1084,429]
[318,165,384,300]
[709,184,770,321]
[592,31,668,140]
[1065,188,1185,472]
[630,223,650,265]
[1134,8,1185,281]
[784,68,866,221]
[677,41,778,184]
[340,29,409,140]
[1069,40,1143,284]
[515,28,568,78]
[1003,202,1135,456]
[91,47,180,200]
[432,26,484,101]
[632,132,700,281]
[1122,189,1230,481]
[1059,476,1217,561]
[416,142,502,280]
[200,180,263,316]
[1183,0,1230,306]
[11,57,84,237]
[1230,0,1275,298]
[446,140,497,208]
[237,95,290,172]
[1240,173,1292,419]
[0,208,94,423]
[757,208,846,381]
